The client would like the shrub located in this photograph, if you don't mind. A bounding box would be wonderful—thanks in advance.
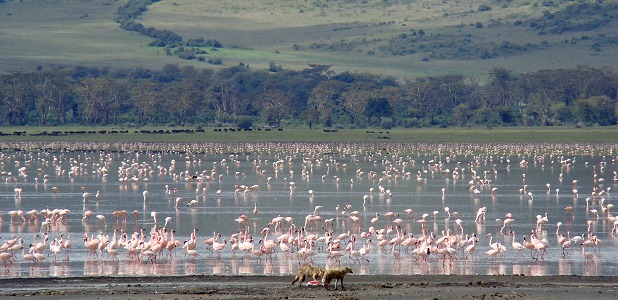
[478,5,492,12]
[208,58,222,65]
[380,118,394,129]
[236,116,254,130]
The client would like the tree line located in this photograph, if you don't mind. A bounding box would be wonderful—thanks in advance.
[116,0,222,62]
[0,64,616,129]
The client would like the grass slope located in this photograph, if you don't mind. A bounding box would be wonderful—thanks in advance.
[0,0,199,71]
[0,0,616,79]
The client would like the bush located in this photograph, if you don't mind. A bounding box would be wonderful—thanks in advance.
[176,52,196,60]
[380,118,394,130]
[236,116,255,130]
[402,118,420,128]
[185,37,223,48]
[478,5,492,12]
[208,58,222,65]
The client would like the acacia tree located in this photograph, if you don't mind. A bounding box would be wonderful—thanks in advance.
[300,107,319,129]
[0,64,616,129]
[486,68,518,108]
[483,68,522,125]
[1,72,32,125]
[341,85,373,125]
[165,81,201,125]
[207,79,231,124]
[31,70,74,125]
[77,78,125,125]
[205,73,249,125]
[47,70,74,124]
[365,98,392,124]
[260,89,290,127]
[308,80,343,127]
[574,96,616,126]
[406,77,450,125]
[31,71,52,125]
[519,73,559,126]
[132,81,162,125]
[525,91,555,125]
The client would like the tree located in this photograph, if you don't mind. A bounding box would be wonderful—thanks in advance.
[260,90,290,127]
[208,73,250,124]
[524,91,553,125]
[132,81,162,125]
[77,78,125,125]
[164,81,201,125]
[453,103,473,126]
[236,115,254,130]
[485,67,519,108]
[31,71,52,125]
[1,72,32,125]
[301,64,334,81]
[380,85,402,119]
[157,64,181,83]
[208,80,231,124]
[301,107,319,129]
[405,77,452,126]
[0,64,616,129]
[365,98,392,124]
[341,86,372,125]
[519,73,560,126]
[574,96,616,126]
[550,102,576,125]
[308,80,344,126]
[47,70,75,124]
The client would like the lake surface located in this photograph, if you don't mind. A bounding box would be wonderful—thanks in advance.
[0,142,617,277]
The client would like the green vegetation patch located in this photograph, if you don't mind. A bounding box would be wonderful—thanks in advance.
[528,2,618,35]
[377,31,552,60]
[2,127,618,144]
[0,0,616,80]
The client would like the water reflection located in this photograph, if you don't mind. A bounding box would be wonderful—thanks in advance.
[0,145,618,277]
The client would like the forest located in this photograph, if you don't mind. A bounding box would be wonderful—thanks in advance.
[0,64,616,130]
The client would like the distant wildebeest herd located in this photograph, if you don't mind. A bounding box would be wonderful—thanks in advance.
[0,129,207,137]
[0,128,291,136]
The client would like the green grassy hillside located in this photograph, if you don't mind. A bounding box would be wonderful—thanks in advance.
[0,0,616,79]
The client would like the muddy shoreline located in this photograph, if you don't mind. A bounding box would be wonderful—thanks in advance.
[0,275,617,299]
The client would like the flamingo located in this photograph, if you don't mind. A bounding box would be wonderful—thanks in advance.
[559,233,572,257]
[510,231,525,258]
[151,211,158,224]
[184,241,199,261]
[22,245,36,267]
[204,232,221,253]
[212,239,227,258]
[500,215,515,234]
[486,244,501,262]
[581,244,594,264]
[0,252,13,271]
[464,236,477,260]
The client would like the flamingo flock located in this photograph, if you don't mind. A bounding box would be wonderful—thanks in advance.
[0,142,616,276]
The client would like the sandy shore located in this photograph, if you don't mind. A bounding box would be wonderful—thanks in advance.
[0,275,617,299]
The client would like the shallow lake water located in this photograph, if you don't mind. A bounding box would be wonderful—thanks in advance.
[0,142,617,277]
